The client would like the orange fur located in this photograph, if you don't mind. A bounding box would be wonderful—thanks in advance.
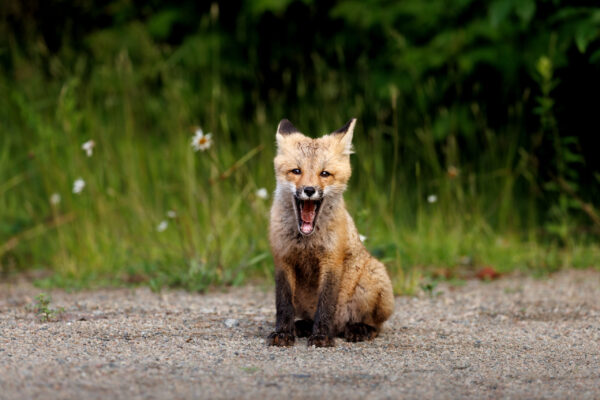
[268,118,394,346]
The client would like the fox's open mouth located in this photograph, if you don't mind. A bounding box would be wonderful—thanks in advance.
[294,197,323,235]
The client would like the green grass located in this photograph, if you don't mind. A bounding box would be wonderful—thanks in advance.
[1,33,599,294]
[27,293,65,322]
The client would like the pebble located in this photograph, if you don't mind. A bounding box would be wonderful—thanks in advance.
[224,318,239,328]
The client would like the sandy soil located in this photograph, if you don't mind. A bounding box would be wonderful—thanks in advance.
[1,270,599,399]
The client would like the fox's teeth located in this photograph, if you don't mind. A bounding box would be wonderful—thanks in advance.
[294,197,322,236]
[301,222,313,234]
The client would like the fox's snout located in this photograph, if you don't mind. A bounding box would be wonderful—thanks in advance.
[296,185,322,200]
[303,186,316,197]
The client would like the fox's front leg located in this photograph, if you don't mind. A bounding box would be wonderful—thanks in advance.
[308,269,339,347]
[266,268,295,346]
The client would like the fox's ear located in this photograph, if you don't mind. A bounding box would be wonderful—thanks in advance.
[276,119,299,152]
[277,119,299,135]
[332,118,356,155]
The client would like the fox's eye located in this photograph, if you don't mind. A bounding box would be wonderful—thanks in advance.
[291,168,302,175]
[320,171,331,177]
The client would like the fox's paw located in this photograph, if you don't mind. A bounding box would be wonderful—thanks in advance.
[294,319,314,338]
[266,331,295,346]
[307,334,335,348]
[344,323,378,342]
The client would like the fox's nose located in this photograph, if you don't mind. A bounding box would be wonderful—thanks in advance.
[303,186,316,197]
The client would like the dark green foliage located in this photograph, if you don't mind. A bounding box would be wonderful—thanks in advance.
[1,0,599,291]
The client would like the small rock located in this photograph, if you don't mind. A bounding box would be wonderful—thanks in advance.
[292,374,311,379]
[224,318,239,328]
[452,362,471,370]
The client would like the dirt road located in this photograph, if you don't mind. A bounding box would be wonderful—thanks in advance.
[1,270,599,399]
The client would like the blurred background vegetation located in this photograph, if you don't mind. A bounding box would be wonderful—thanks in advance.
[1,0,600,292]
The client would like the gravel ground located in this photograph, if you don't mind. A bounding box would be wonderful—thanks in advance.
[1,270,599,400]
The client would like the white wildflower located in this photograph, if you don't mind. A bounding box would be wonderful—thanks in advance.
[72,178,86,194]
[427,194,437,204]
[156,220,168,232]
[191,129,212,152]
[81,140,95,157]
[166,210,177,219]
[359,234,367,243]
[256,188,269,200]
[50,193,61,205]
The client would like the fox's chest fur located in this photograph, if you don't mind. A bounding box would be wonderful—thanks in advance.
[267,118,394,347]
[270,191,373,322]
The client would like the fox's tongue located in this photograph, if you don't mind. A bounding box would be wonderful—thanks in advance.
[301,201,316,233]
[301,201,316,223]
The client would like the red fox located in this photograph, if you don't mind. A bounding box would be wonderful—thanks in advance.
[267,118,394,347]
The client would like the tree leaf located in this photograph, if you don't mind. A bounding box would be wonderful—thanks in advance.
[489,0,513,28]
[515,0,536,25]
[575,23,599,53]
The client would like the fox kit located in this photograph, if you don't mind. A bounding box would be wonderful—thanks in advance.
[267,118,394,347]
